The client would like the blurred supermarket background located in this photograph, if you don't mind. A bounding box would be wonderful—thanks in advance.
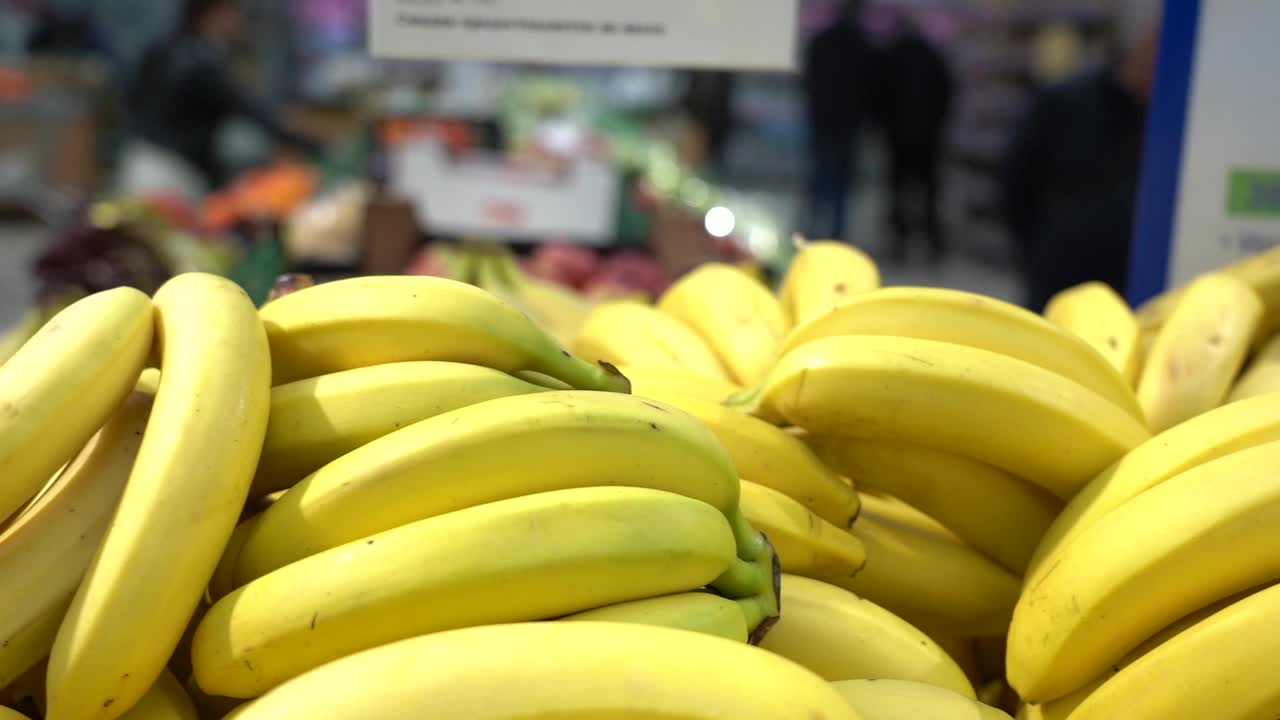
[0,0,1161,332]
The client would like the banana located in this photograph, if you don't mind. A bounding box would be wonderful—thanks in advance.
[832,679,1011,720]
[777,287,1143,421]
[573,301,732,380]
[472,252,545,337]
[842,509,1020,638]
[0,708,29,719]
[1013,587,1248,720]
[739,481,866,582]
[0,388,150,691]
[1138,244,1280,339]
[499,255,593,348]
[194,487,744,698]
[1136,273,1262,431]
[616,363,743,403]
[731,335,1150,500]
[0,287,152,524]
[206,515,258,603]
[1008,440,1280,702]
[629,385,859,527]
[760,575,974,697]
[1043,281,1142,386]
[561,591,764,644]
[808,435,1061,575]
[1228,332,1280,402]
[234,390,763,585]
[658,263,788,384]
[47,273,271,720]
[167,599,207,687]
[226,622,859,720]
[258,275,629,392]
[117,670,197,720]
[251,361,549,496]
[855,490,958,538]
[778,237,880,325]
[1027,389,1280,581]
[1066,582,1280,720]
[182,674,242,720]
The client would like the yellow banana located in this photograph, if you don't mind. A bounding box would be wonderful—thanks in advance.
[1066,582,1280,720]
[808,435,1060,575]
[1043,281,1142,386]
[761,575,974,697]
[832,679,1011,720]
[223,622,860,720]
[497,254,592,348]
[1228,332,1280,402]
[842,509,1020,638]
[234,390,762,585]
[778,287,1143,421]
[778,238,880,325]
[47,273,271,720]
[0,708,29,719]
[855,490,958,539]
[1027,390,1280,582]
[0,287,152,524]
[739,481,866,582]
[1137,273,1262,431]
[630,385,859,527]
[732,335,1149,500]
[616,363,743,403]
[182,674,241,720]
[117,670,197,720]
[1137,244,1280,339]
[259,275,628,392]
[252,361,549,496]
[194,487,742,698]
[167,599,207,687]
[0,389,150,690]
[1009,440,1280,702]
[572,301,731,380]
[561,591,761,644]
[1014,587,1248,720]
[206,515,258,603]
[658,263,788,384]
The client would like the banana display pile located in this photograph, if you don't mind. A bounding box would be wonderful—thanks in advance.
[3,237,1280,720]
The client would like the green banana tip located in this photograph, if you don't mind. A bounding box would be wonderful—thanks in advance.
[598,360,632,394]
[744,533,782,645]
[723,383,767,414]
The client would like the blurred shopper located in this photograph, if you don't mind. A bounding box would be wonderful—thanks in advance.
[120,0,321,199]
[1000,5,1161,310]
[803,0,876,241]
[878,16,953,263]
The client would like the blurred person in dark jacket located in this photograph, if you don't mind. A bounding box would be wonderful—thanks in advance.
[681,71,737,177]
[878,16,953,263]
[121,0,320,197]
[1000,5,1161,310]
[803,0,876,241]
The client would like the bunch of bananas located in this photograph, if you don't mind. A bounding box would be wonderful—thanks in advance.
[8,231,1279,720]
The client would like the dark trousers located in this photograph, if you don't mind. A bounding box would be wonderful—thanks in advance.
[808,133,856,241]
[888,141,944,258]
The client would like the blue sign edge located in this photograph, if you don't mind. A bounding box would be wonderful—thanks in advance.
[1127,0,1203,306]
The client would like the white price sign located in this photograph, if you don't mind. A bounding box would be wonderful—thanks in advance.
[1130,0,1280,303]
[369,0,798,71]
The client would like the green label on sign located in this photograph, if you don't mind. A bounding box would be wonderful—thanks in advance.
[1228,169,1280,217]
